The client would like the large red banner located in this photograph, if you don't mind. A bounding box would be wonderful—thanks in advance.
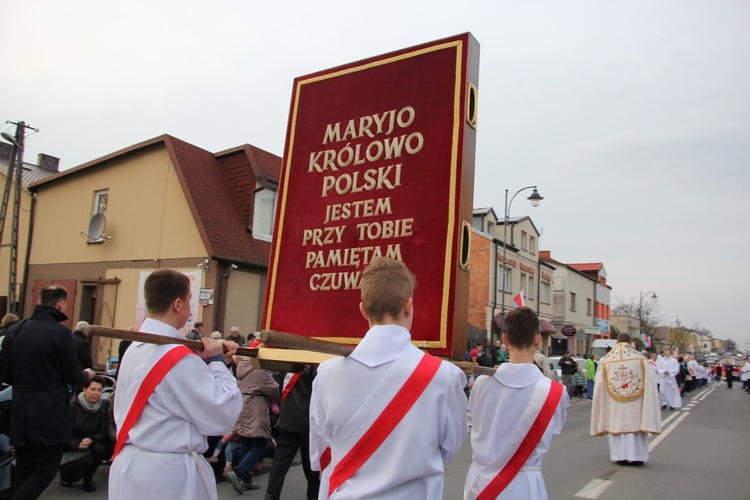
[265,34,479,358]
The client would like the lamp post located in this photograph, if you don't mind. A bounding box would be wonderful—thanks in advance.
[498,186,543,341]
[638,291,657,345]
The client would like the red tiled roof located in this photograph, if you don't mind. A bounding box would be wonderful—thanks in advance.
[569,263,603,273]
[165,136,280,266]
[30,134,281,268]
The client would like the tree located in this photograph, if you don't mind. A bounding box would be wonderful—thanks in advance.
[612,296,661,339]
[667,326,692,354]
[724,338,736,354]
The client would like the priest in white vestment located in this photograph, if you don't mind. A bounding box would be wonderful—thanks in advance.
[591,333,661,465]
[656,349,682,409]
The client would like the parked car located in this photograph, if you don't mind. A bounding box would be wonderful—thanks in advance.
[589,339,617,359]
[547,362,560,382]
[94,372,116,400]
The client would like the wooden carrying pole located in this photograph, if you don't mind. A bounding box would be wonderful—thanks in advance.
[89,326,495,377]
[88,326,334,373]
[89,325,254,356]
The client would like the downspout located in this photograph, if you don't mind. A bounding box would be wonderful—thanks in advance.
[536,258,541,315]
[491,237,498,343]
[214,261,230,333]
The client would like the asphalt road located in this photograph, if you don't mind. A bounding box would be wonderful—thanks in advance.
[42,379,748,499]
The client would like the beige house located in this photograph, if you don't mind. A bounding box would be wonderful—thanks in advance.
[26,135,280,369]
[611,314,639,339]
[539,251,598,356]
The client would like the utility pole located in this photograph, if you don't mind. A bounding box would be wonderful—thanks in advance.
[0,121,36,314]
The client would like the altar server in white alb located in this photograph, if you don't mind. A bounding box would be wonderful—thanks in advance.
[656,348,682,410]
[591,333,661,466]
[464,306,568,500]
[309,257,468,499]
[109,269,242,500]
[741,357,750,392]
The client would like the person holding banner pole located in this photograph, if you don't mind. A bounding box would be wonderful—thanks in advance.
[109,269,242,500]
[464,306,568,500]
[309,257,468,499]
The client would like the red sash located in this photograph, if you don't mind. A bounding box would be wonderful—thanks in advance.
[112,346,193,459]
[281,373,301,402]
[323,354,442,496]
[476,381,564,500]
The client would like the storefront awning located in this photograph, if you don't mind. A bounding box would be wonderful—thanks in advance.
[540,320,556,333]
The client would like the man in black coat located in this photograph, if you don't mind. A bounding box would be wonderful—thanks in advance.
[264,365,319,500]
[0,284,94,499]
[72,321,93,370]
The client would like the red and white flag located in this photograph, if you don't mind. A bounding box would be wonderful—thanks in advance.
[644,336,651,348]
[510,291,525,308]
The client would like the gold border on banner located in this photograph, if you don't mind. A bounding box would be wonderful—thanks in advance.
[267,40,465,349]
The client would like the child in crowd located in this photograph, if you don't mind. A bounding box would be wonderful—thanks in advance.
[208,432,240,472]
[574,366,586,397]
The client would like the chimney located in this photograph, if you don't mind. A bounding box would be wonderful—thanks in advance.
[0,143,12,163]
[37,154,60,172]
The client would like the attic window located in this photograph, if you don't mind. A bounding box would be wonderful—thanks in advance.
[94,189,108,216]
[89,189,108,243]
[253,189,276,242]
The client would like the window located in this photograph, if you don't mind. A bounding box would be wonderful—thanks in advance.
[530,236,537,255]
[520,273,527,294]
[88,190,109,243]
[527,277,535,300]
[93,189,108,215]
[253,189,276,242]
[586,298,592,316]
[498,264,511,292]
[540,281,551,304]
[521,231,528,251]
[569,292,577,312]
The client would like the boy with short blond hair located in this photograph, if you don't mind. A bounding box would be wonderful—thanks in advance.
[310,257,467,499]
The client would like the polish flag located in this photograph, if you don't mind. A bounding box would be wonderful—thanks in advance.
[644,336,652,348]
[510,291,525,308]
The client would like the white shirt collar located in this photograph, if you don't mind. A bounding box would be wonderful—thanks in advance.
[349,324,412,368]
[493,362,544,388]
[140,317,185,339]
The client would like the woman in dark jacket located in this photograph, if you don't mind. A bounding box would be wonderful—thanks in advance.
[59,376,111,492]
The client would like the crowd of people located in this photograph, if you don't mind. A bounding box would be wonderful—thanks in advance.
[0,264,745,500]
[0,274,316,500]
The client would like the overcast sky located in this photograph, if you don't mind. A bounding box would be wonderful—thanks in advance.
[4,0,749,349]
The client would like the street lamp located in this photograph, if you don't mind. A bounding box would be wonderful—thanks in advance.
[498,186,544,340]
[638,291,657,345]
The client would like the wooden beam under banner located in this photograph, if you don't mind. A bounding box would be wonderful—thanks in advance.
[88,326,317,373]
[89,326,496,378]
[259,329,496,378]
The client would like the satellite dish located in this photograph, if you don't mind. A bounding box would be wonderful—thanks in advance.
[88,213,107,240]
